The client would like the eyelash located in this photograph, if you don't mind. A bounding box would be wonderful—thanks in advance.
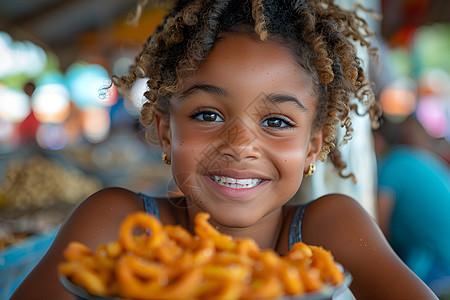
[189,108,224,122]
[261,116,296,129]
[189,109,296,129]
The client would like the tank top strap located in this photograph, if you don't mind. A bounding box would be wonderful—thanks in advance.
[288,202,311,250]
[139,193,160,220]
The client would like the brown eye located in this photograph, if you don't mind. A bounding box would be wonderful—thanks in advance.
[202,112,218,121]
[267,119,282,127]
[191,111,224,122]
[261,117,294,128]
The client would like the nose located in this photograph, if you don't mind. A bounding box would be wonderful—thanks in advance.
[217,118,261,162]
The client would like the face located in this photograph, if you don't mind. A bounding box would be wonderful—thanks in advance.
[156,32,323,227]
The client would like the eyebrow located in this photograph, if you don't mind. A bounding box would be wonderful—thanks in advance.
[181,83,229,98]
[180,83,307,111]
[266,93,307,111]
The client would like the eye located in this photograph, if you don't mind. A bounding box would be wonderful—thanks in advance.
[261,117,295,128]
[190,110,224,122]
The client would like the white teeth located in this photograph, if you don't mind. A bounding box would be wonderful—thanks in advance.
[211,176,262,189]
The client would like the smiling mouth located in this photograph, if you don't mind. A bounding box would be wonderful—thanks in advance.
[210,175,262,189]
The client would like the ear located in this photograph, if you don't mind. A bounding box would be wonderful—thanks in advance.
[304,129,323,171]
[154,109,172,159]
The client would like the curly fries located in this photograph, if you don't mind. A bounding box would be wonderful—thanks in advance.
[59,212,344,299]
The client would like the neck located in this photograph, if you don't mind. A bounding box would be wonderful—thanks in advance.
[186,205,285,250]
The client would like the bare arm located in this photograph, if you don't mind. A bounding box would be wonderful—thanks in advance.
[10,187,144,300]
[302,194,438,300]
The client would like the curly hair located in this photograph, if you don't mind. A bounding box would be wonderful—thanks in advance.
[112,0,381,182]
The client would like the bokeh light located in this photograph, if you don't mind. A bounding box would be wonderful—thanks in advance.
[0,86,30,123]
[0,32,47,78]
[102,83,118,107]
[36,123,69,150]
[418,68,450,96]
[0,118,15,144]
[380,77,417,118]
[66,63,113,109]
[126,77,149,116]
[31,83,71,124]
[82,107,111,143]
[416,96,448,139]
[112,56,133,77]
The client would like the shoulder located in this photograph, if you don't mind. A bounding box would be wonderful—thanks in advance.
[56,187,146,248]
[64,187,145,233]
[10,187,146,299]
[301,194,437,299]
[75,186,144,214]
[301,194,376,250]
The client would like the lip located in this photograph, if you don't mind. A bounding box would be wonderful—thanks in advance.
[203,169,270,200]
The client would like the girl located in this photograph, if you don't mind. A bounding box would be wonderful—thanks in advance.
[12,0,437,299]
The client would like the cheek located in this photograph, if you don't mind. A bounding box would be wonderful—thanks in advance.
[264,136,308,183]
[170,122,213,179]
[267,134,308,162]
[170,140,202,200]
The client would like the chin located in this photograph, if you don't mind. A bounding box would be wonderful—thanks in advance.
[208,206,262,228]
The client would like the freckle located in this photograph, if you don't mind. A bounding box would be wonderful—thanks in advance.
[284,159,287,163]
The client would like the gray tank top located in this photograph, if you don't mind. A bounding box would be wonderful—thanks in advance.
[139,193,308,250]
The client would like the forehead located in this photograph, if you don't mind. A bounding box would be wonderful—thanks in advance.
[183,32,316,104]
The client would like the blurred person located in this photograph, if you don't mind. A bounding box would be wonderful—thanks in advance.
[374,115,450,296]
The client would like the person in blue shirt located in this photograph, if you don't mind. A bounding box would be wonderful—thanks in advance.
[375,115,450,296]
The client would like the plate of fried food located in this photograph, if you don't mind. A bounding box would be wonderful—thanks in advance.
[59,212,351,300]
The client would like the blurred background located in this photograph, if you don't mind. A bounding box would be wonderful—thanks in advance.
[0,0,449,298]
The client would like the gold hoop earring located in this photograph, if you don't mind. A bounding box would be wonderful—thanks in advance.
[162,152,171,165]
[304,163,316,177]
